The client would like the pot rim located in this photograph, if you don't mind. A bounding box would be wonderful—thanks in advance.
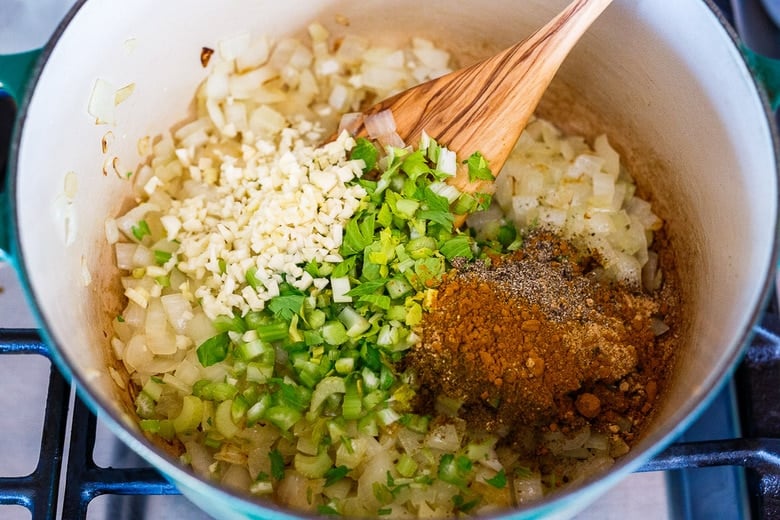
[6,0,780,517]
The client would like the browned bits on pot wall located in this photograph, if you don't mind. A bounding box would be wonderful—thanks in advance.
[407,231,678,449]
[200,47,214,67]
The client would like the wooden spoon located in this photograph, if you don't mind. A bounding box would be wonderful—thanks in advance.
[353,0,613,216]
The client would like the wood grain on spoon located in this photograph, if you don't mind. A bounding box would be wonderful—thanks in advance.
[353,0,613,211]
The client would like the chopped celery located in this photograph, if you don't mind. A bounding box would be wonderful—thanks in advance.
[172,395,203,433]
[153,249,173,265]
[246,394,272,426]
[269,448,285,481]
[376,407,400,426]
[265,406,302,431]
[396,453,418,478]
[231,394,249,423]
[256,320,289,342]
[236,338,273,362]
[268,293,305,320]
[141,378,164,402]
[331,276,352,303]
[338,306,370,338]
[308,376,346,419]
[324,465,350,487]
[196,332,231,367]
[214,314,247,333]
[131,219,151,241]
[294,450,333,478]
[245,266,260,290]
[485,468,507,489]
[215,399,240,438]
[385,277,412,299]
[439,235,474,260]
[135,391,156,419]
[334,357,355,374]
[322,321,349,346]
[358,414,379,436]
[342,376,362,420]
[438,453,473,488]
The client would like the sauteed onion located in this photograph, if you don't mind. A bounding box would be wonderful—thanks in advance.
[106,23,670,517]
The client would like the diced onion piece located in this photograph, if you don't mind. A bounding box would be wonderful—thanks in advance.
[115,83,136,105]
[338,112,364,135]
[88,78,116,125]
[436,147,456,176]
[364,109,396,139]
[331,276,352,302]
[219,32,251,61]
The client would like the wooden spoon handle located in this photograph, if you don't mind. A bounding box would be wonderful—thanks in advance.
[367,0,613,195]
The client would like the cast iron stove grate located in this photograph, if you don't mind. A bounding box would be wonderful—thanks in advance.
[1,1,779,518]
[1,302,780,519]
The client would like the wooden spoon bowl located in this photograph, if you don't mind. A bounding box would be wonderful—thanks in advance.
[351,0,614,209]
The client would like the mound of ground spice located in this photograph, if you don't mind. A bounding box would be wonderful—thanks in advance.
[407,231,677,451]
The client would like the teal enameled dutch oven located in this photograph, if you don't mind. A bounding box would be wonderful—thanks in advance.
[1,0,779,518]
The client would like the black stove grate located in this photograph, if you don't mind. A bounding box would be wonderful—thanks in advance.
[2,311,780,519]
[0,329,178,520]
[2,1,780,518]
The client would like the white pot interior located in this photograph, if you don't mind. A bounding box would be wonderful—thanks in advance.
[11,0,778,517]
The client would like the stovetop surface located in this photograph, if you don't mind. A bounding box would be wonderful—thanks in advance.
[1,1,780,519]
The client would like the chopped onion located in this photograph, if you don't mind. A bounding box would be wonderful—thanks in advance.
[88,78,116,125]
[338,112,364,135]
[364,109,396,139]
[115,83,136,105]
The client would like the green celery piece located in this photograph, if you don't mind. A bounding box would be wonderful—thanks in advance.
[386,191,419,220]
[465,151,495,182]
[377,203,393,228]
[268,294,305,321]
[400,149,431,180]
[207,381,239,401]
[322,321,349,346]
[331,255,356,278]
[324,465,350,487]
[308,376,347,418]
[438,453,472,488]
[396,453,418,478]
[295,450,333,479]
[440,235,474,260]
[385,277,412,299]
[406,236,437,259]
[246,266,261,290]
[485,468,508,488]
[359,293,391,310]
[269,448,286,480]
[341,213,376,256]
[418,208,454,228]
[256,320,289,342]
[236,338,274,362]
[345,278,388,297]
[275,381,312,411]
[197,332,231,367]
[231,394,249,423]
[131,219,151,241]
[342,375,363,420]
[338,306,371,338]
[135,391,156,419]
[153,249,173,265]
[350,137,379,173]
[172,395,203,433]
[265,406,303,431]
[213,314,247,333]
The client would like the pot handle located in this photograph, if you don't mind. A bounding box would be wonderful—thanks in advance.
[729,0,780,110]
[0,49,41,261]
[741,46,780,111]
